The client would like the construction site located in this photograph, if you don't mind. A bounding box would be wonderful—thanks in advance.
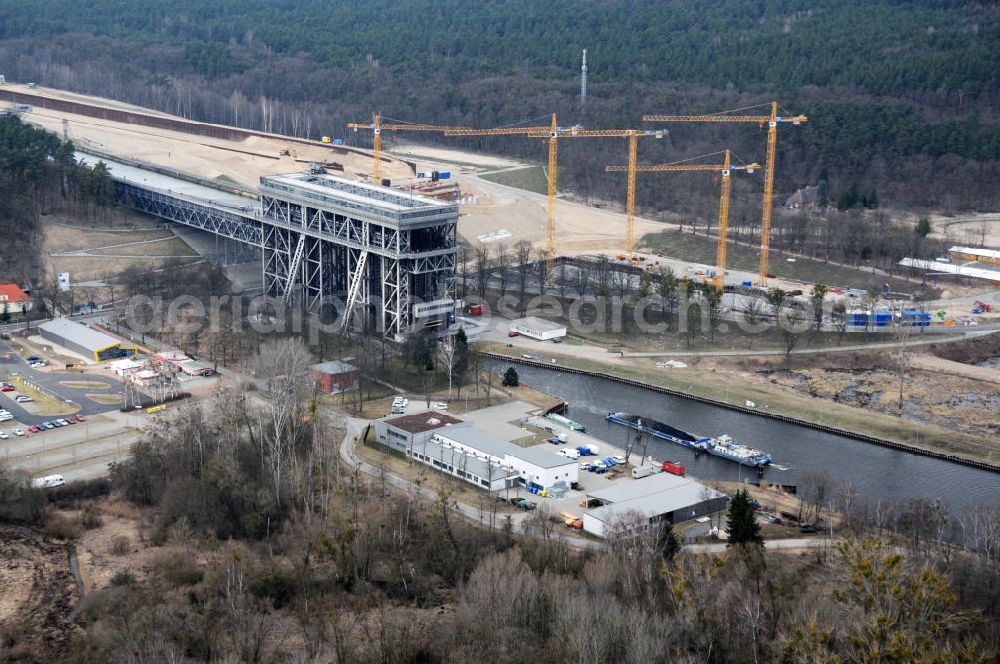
[1,80,999,339]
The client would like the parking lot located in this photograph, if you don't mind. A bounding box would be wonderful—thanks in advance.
[0,338,162,481]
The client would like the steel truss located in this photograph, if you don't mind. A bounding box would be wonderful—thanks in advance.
[112,177,457,337]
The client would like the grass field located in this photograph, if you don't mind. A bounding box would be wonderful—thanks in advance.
[479,166,550,195]
[641,229,925,293]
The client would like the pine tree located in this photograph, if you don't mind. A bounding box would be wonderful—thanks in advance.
[726,489,762,547]
[501,367,519,387]
[657,521,680,560]
[867,188,879,208]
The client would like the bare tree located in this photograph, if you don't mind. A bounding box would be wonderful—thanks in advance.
[514,240,532,312]
[254,337,315,505]
[495,242,510,297]
[475,246,491,300]
[437,335,457,398]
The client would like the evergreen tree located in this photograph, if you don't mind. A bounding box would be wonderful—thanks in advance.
[501,367,519,387]
[816,179,829,209]
[915,217,932,238]
[867,188,879,209]
[726,489,762,548]
[657,521,680,561]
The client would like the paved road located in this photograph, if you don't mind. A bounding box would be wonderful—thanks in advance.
[685,537,833,554]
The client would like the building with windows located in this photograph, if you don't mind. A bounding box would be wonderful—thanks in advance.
[374,411,577,491]
[38,318,137,363]
[311,360,359,394]
[0,283,31,315]
[582,472,728,538]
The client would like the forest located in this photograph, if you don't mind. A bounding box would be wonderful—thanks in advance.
[0,115,114,288]
[0,0,997,211]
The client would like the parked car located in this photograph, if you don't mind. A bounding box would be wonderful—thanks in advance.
[25,356,41,363]
[14,395,32,403]
[11,428,24,436]
[57,419,70,426]
[432,402,448,411]
[27,426,40,433]
[558,448,580,460]
[0,385,13,392]
[42,422,55,429]
[507,331,519,337]
[611,455,627,465]
[0,431,8,439]
[74,414,86,422]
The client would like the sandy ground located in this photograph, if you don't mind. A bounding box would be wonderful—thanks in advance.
[388,143,524,170]
[13,88,413,189]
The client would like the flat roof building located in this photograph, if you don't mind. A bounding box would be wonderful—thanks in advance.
[373,411,577,491]
[38,318,137,363]
[583,472,728,538]
[509,317,567,341]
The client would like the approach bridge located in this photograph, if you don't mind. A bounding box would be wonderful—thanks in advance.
[86,152,459,337]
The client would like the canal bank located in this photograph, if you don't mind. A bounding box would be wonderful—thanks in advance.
[484,353,1000,521]
[483,348,1000,469]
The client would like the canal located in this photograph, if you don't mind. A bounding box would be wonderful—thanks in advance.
[512,364,1000,520]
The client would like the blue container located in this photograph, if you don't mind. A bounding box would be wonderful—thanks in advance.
[742,281,752,288]
[333,138,344,145]
[437,171,451,179]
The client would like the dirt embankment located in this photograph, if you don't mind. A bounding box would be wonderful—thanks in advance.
[736,348,1000,441]
[0,526,80,657]
[926,331,1000,365]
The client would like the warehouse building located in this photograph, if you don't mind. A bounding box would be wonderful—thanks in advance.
[509,316,567,341]
[374,412,577,491]
[39,318,137,363]
[311,360,359,394]
[582,472,728,538]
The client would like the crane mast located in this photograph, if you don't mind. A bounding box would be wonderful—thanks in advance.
[606,150,758,287]
[642,102,805,286]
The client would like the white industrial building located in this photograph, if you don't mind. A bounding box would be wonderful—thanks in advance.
[374,411,577,491]
[509,316,567,341]
[582,472,728,538]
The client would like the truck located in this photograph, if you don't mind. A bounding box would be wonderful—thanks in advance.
[467,303,483,316]
[555,511,584,530]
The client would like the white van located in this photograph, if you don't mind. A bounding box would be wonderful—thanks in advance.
[31,475,65,489]
[558,448,580,460]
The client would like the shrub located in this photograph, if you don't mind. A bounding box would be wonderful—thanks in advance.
[43,513,81,540]
[79,506,103,530]
[156,551,204,588]
[110,569,135,587]
[110,536,131,556]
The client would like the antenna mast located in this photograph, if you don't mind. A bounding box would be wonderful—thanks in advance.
[580,49,588,116]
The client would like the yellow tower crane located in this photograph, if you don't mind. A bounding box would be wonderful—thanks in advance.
[445,115,559,275]
[642,102,806,285]
[450,121,664,269]
[347,114,470,184]
[606,150,759,288]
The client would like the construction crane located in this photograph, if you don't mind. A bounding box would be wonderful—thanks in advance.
[642,102,806,285]
[448,120,664,269]
[445,115,558,275]
[533,126,666,263]
[347,114,470,184]
[606,150,759,288]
